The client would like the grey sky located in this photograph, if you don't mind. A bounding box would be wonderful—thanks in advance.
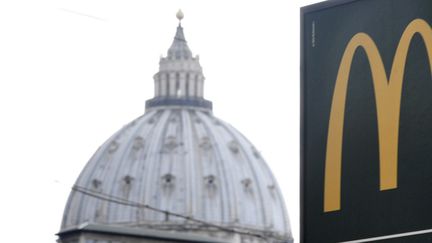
[0,0,322,242]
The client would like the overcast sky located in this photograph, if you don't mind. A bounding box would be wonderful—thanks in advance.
[0,0,322,242]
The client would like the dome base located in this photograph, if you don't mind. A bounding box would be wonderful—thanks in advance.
[145,97,212,111]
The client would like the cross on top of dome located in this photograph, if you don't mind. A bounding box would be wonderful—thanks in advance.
[176,9,184,22]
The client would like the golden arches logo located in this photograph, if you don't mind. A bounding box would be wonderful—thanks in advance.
[324,18,432,212]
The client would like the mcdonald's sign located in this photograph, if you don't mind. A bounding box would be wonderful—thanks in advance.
[301,0,432,242]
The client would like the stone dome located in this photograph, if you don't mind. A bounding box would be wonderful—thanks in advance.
[60,14,292,243]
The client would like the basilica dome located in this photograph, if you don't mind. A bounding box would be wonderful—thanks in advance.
[59,12,292,243]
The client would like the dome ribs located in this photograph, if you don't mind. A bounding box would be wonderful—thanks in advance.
[235,127,290,232]
[217,121,269,228]
[158,111,181,220]
[189,110,208,220]
[144,110,171,221]
[68,115,138,227]
[181,110,198,219]
[196,112,238,224]
[104,110,155,224]
[135,111,168,223]
[62,107,291,239]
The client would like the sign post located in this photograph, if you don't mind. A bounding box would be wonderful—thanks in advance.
[301,0,432,242]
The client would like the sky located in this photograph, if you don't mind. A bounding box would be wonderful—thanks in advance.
[0,0,322,242]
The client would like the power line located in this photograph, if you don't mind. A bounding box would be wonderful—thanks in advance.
[59,8,107,21]
[72,185,289,242]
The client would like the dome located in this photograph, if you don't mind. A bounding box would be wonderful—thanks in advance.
[59,13,292,243]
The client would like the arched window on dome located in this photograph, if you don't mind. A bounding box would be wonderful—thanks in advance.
[122,175,134,198]
[204,175,217,197]
[161,173,176,196]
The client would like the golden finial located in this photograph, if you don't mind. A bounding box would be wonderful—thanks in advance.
[176,9,184,22]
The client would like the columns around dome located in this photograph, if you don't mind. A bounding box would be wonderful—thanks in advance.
[153,58,205,99]
[146,23,212,111]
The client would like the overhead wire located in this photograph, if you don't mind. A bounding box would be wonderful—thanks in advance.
[71,185,289,242]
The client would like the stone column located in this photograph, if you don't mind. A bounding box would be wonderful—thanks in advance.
[197,75,204,98]
[179,72,186,98]
[169,72,176,97]
[160,73,168,97]
[154,73,160,97]
[189,74,197,97]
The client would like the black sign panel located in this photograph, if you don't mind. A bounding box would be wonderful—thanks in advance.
[301,0,432,242]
